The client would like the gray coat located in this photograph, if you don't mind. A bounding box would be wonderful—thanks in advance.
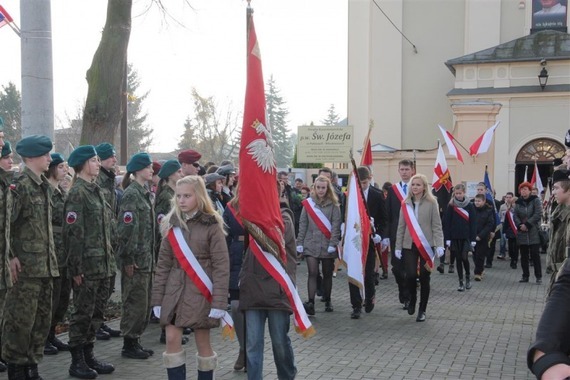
[513,195,543,246]
[395,196,444,251]
[296,196,341,259]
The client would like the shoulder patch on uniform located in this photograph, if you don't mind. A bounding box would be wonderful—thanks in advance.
[66,211,77,224]
[157,213,165,224]
[123,211,133,224]
[9,184,15,190]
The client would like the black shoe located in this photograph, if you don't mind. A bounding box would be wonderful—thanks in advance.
[484,263,492,268]
[316,288,323,297]
[121,338,150,359]
[519,277,529,283]
[380,273,388,280]
[0,361,5,373]
[95,327,110,341]
[437,264,444,274]
[465,278,472,290]
[458,281,465,292]
[374,273,380,286]
[510,262,517,269]
[416,312,426,322]
[43,340,58,355]
[149,313,160,324]
[27,364,43,380]
[183,327,193,335]
[303,302,315,316]
[364,299,375,313]
[497,255,506,260]
[325,301,333,312]
[403,301,409,310]
[50,336,70,351]
[83,343,115,374]
[69,345,98,379]
[101,323,121,337]
[448,265,454,274]
[135,339,154,356]
[350,308,361,319]
[407,300,416,316]
[536,278,542,285]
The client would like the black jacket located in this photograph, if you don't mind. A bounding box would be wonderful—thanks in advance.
[443,202,476,241]
[472,204,495,241]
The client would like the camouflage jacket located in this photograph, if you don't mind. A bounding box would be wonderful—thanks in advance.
[63,177,115,279]
[51,184,67,269]
[10,166,58,278]
[154,184,174,260]
[96,168,118,244]
[548,204,570,270]
[117,181,155,272]
[0,168,13,289]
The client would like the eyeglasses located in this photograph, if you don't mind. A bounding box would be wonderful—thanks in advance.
[192,162,200,168]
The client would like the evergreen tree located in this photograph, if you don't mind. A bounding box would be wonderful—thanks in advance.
[0,82,22,144]
[321,103,340,126]
[125,63,153,154]
[266,75,293,168]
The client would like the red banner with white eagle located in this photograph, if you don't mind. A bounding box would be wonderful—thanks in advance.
[432,141,452,192]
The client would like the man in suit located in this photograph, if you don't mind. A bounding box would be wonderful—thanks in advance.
[349,166,387,319]
[385,159,414,309]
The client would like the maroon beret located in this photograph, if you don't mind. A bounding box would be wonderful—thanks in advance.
[152,161,162,174]
[178,149,202,164]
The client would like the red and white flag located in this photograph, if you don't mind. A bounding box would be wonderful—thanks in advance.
[342,170,371,297]
[0,5,13,29]
[469,121,500,157]
[530,161,544,194]
[432,142,452,192]
[437,125,463,163]
[360,126,373,166]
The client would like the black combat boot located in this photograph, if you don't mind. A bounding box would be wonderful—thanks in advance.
[83,343,114,374]
[43,339,58,356]
[100,324,120,338]
[121,337,149,359]
[135,339,154,356]
[7,363,27,380]
[69,345,98,379]
[26,363,43,380]
[0,361,6,373]
[48,326,69,351]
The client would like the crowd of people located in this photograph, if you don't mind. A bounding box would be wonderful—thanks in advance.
[1,119,569,380]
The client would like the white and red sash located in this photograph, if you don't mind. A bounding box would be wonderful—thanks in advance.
[249,237,315,338]
[505,209,518,236]
[302,198,331,239]
[400,202,435,270]
[167,227,234,339]
[453,206,469,222]
[392,183,406,203]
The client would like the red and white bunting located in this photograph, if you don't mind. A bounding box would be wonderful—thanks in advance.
[453,206,469,222]
[302,198,332,239]
[400,203,435,270]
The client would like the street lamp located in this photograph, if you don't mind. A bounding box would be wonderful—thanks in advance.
[538,59,549,91]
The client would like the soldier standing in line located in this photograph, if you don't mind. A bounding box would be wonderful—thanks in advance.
[118,153,156,359]
[2,135,58,380]
[44,153,72,355]
[64,146,116,379]
[93,143,122,341]
[0,127,13,374]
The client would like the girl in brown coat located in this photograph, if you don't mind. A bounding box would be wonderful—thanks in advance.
[151,175,229,380]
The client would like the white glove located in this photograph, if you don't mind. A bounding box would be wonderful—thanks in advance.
[208,308,226,319]
[296,245,304,253]
[153,306,161,318]
[327,246,336,254]
[445,240,451,247]
[471,241,476,248]
[372,234,382,244]
[436,247,445,258]
[370,217,375,225]
[381,238,390,250]
[340,223,345,233]
[395,250,402,260]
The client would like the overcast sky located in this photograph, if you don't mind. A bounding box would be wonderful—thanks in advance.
[0,0,348,152]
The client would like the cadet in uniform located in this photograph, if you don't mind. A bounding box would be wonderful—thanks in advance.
[44,153,71,355]
[94,143,121,340]
[3,135,58,380]
[118,153,156,359]
[0,130,13,374]
[178,149,201,176]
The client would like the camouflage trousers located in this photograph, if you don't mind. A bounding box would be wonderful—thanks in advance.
[120,270,151,339]
[2,277,53,364]
[51,270,72,328]
[0,288,6,324]
[68,277,110,348]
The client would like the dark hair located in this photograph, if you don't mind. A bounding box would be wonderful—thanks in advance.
[477,182,487,189]
[121,172,133,189]
[294,178,303,184]
[398,159,414,169]
[46,164,61,179]
[155,178,167,199]
[357,166,371,180]
[318,167,333,176]
[506,191,514,196]
[474,193,486,201]
[206,165,219,174]
[278,171,288,178]
[382,181,392,191]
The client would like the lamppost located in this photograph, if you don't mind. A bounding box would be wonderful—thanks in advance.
[538,59,549,91]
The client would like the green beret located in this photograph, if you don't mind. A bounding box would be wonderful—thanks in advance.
[49,153,65,168]
[16,135,53,158]
[95,143,116,160]
[68,145,97,168]
[158,159,181,179]
[126,152,152,173]
[1,141,12,158]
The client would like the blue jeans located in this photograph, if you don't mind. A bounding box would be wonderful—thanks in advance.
[245,310,296,380]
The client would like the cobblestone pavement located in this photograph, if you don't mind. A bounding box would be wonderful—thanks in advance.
[24,251,546,379]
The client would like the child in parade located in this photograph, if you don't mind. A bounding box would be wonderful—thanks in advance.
[472,194,496,281]
[151,175,229,380]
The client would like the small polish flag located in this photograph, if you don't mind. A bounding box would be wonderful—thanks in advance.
[469,122,500,157]
[437,125,464,163]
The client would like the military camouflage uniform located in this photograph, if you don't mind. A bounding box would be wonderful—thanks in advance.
[63,177,115,347]
[2,167,58,365]
[154,184,174,260]
[50,184,71,332]
[117,181,155,339]
[0,168,13,328]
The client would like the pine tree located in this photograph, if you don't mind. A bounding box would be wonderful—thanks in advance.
[266,75,293,168]
[321,104,340,126]
[0,82,22,144]
[125,64,153,154]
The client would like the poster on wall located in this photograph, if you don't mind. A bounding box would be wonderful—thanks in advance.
[532,0,568,32]
[297,125,353,163]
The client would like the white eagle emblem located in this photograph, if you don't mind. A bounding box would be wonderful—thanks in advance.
[246,119,276,173]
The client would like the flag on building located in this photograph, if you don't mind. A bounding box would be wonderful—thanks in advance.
[237,9,314,338]
[437,125,464,163]
[360,126,373,166]
[469,121,500,157]
[0,5,13,29]
[530,161,544,194]
[432,141,453,192]
[342,170,371,298]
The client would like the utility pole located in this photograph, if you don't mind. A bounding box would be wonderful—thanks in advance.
[20,0,54,138]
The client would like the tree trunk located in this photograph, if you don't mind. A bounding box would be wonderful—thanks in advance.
[81,0,132,146]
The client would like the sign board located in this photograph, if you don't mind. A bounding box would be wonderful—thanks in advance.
[297,125,353,163]
[465,181,479,198]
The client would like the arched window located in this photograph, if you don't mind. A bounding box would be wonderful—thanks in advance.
[515,138,565,164]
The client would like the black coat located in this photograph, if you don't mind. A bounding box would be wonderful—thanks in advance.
[472,204,495,241]
[385,183,405,244]
[366,185,387,238]
[222,207,245,291]
[443,202,476,241]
